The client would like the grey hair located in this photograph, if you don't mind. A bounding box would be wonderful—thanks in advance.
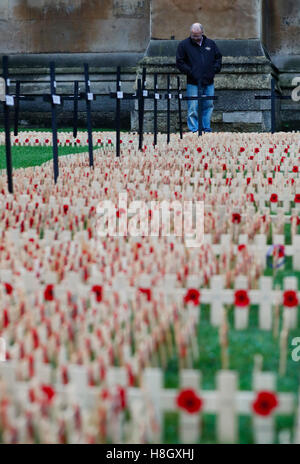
[190,23,204,32]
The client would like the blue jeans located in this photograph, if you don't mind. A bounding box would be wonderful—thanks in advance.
[186,83,214,132]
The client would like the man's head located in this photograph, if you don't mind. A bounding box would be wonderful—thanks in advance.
[190,23,204,44]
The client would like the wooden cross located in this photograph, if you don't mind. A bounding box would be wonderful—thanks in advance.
[110,67,142,157]
[1,55,14,193]
[42,61,61,184]
[80,63,94,167]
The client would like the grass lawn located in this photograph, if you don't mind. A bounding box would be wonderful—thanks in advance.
[0,144,94,170]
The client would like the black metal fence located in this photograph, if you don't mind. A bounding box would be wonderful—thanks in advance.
[0,56,293,193]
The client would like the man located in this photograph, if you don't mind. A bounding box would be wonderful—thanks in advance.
[176,23,222,133]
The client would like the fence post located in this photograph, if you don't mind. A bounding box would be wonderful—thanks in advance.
[271,77,276,133]
[197,80,202,137]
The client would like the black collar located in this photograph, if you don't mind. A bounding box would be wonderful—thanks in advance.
[189,34,207,46]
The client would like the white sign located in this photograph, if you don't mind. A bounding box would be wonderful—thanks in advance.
[52,94,61,105]
[0,78,5,102]
[143,90,148,97]
[87,92,94,101]
[117,91,123,99]
[155,93,160,100]
[5,95,14,106]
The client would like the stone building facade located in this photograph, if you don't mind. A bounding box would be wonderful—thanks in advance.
[0,0,299,131]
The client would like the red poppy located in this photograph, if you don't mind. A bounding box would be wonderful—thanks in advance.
[270,193,278,203]
[232,213,241,224]
[290,216,300,226]
[44,284,54,301]
[197,147,202,153]
[116,208,126,218]
[92,285,102,302]
[254,148,260,154]
[63,204,69,214]
[117,386,127,411]
[3,309,9,328]
[273,245,285,258]
[294,194,300,204]
[283,290,299,308]
[234,289,250,307]
[268,177,273,185]
[101,388,110,401]
[28,388,35,402]
[35,139,39,144]
[252,391,278,416]
[176,389,203,414]
[184,289,200,306]
[138,288,151,301]
[269,148,274,154]
[4,282,13,295]
[108,139,112,144]
[240,147,245,152]
[238,244,246,252]
[292,166,298,173]
[247,193,254,202]
[61,366,68,385]
[41,384,55,402]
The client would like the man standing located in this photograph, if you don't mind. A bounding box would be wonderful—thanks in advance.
[176,23,222,133]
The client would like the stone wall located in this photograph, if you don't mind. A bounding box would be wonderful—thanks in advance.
[261,0,300,131]
[151,0,262,40]
[0,0,150,54]
[262,0,300,68]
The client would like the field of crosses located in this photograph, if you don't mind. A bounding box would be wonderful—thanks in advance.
[0,129,299,444]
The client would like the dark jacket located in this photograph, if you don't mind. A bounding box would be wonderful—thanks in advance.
[176,35,222,86]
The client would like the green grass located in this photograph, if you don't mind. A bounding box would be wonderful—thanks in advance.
[164,304,299,392]
[0,144,94,170]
